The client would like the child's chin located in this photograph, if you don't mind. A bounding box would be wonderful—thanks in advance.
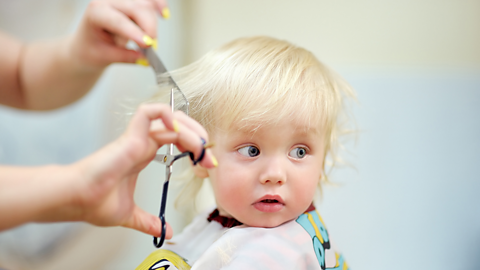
[245,217,295,228]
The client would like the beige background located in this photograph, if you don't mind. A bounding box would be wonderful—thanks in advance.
[181,0,480,67]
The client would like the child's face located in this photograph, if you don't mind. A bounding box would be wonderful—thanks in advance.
[206,120,324,228]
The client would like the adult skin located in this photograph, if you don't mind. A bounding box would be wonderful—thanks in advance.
[0,0,169,110]
[0,0,218,238]
[0,104,217,238]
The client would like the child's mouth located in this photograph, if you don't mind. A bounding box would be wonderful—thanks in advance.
[253,195,284,212]
[261,199,279,203]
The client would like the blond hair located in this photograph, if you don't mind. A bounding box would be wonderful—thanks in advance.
[150,36,355,210]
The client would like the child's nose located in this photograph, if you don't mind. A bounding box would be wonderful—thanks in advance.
[258,157,287,185]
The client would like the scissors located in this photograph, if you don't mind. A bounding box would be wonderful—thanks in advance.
[141,46,207,248]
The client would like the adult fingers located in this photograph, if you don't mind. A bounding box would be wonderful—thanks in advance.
[128,103,176,140]
[173,111,217,168]
[111,0,172,42]
[174,111,209,142]
[123,206,173,239]
[149,134,217,169]
[86,0,157,47]
[150,118,217,168]
[149,119,202,155]
[151,0,169,16]
[127,0,170,18]
[87,2,146,46]
[134,103,217,168]
[99,43,141,64]
[109,0,158,40]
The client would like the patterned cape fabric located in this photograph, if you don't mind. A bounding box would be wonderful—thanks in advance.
[136,208,349,270]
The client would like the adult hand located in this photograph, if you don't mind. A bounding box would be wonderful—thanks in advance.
[0,104,216,237]
[0,0,170,110]
[70,103,217,238]
[69,0,170,71]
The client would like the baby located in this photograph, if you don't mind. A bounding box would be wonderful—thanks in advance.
[136,36,354,270]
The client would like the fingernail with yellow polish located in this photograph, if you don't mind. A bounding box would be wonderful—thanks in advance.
[136,58,149,66]
[143,35,154,46]
[172,119,180,133]
[152,39,158,50]
[211,154,218,167]
[162,7,170,20]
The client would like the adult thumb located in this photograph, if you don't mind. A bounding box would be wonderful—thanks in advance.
[124,206,173,239]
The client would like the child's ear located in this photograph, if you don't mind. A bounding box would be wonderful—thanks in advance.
[193,164,209,178]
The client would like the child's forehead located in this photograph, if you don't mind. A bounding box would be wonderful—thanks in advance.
[216,119,324,138]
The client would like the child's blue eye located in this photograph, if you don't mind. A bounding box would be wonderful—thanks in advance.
[238,146,260,157]
[289,147,307,159]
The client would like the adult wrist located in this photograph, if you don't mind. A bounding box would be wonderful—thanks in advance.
[64,35,106,74]
[33,164,85,223]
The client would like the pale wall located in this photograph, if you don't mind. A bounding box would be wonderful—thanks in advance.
[179,1,480,270]
[184,0,480,67]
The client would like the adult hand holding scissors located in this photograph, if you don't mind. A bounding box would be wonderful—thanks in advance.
[0,104,217,238]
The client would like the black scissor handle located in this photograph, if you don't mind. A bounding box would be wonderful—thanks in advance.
[189,138,207,166]
[152,138,207,248]
[153,180,169,248]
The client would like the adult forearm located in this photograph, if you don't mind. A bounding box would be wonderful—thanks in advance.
[19,37,104,110]
[0,165,81,231]
[0,31,24,108]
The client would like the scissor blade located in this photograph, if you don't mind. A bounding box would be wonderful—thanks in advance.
[165,165,172,183]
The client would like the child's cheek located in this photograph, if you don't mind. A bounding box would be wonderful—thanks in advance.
[293,178,318,209]
[213,164,250,214]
